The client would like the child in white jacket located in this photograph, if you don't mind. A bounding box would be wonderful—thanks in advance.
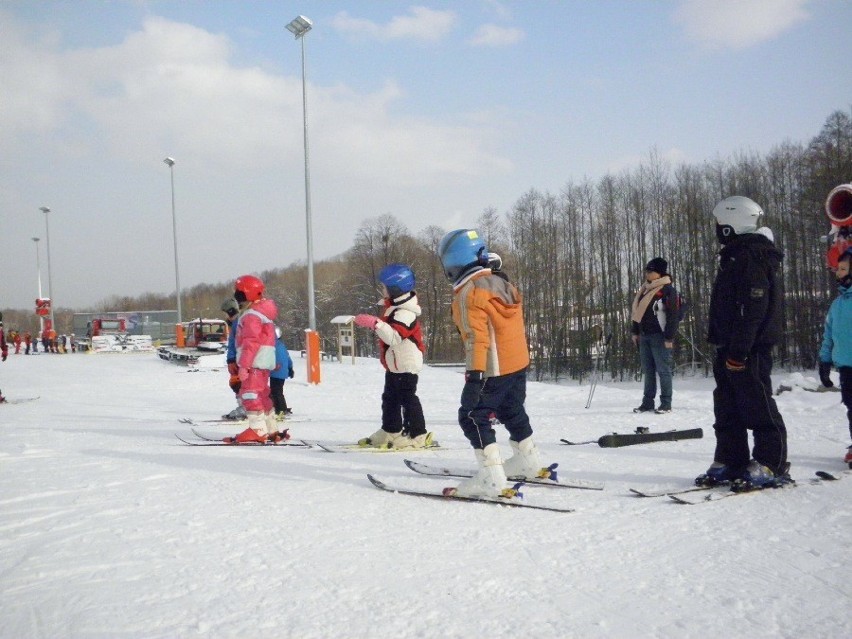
[354,264,431,449]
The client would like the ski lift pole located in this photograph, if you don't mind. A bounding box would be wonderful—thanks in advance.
[586,333,612,409]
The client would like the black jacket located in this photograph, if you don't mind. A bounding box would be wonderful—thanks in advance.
[707,233,784,361]
[632,282,680,341]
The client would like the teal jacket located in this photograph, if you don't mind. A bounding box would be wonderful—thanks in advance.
[819,285,852,367]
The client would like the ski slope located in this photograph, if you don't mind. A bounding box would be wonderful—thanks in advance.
[1,352,850,638]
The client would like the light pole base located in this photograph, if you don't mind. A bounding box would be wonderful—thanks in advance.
[305,329,322,384]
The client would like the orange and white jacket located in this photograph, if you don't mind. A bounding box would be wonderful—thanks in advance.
[451,269,529,377]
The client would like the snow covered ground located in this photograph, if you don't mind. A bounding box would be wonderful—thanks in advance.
[1,351,850,639]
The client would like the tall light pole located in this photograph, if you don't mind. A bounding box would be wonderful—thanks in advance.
[39,207,55,328]
[163,157,182,324]
[32,237,44,335]
[286,14,316,332]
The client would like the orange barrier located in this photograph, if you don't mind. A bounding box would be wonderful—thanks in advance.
[176,323,185,348]
[305,329,321,384]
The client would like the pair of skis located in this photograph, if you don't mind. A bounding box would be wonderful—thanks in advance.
[368,460,606,513]
[175,419,436,452]
[561,427,702,448]
[629,471,844,505]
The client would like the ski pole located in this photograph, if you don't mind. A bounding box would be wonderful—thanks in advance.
[586,333,611,409]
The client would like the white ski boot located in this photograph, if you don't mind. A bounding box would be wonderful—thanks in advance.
[358,428,405,448]
[452,443,507,498]
[502,436,544,480]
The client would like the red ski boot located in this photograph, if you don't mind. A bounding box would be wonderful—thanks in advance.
[224,428,268,444]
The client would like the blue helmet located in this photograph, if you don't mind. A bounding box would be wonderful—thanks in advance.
[437,229,488,282]
[379,263,415,298]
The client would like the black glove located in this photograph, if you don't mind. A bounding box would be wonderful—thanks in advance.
[288,365,295,379]
[460,371,485,412]
[819,361,834,388]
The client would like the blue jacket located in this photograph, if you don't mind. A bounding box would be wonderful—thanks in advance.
[270,339,294,380]
[226,318,238,364]
[819,285,852,367]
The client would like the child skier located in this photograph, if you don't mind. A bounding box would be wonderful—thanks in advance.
[229,275,281,443]
[354,263,431,449]
[437,229,544,498]
[818,246,852,467]
[221,297,246,421]
[270,327,294,419]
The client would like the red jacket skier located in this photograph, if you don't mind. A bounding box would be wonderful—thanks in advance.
[0,317,7,403]
[231,275,280,444]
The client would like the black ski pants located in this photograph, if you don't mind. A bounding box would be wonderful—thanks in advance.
[381,371,425,436]
[712,345,788,474]
[458,368,533,449]
[270,377,288,414]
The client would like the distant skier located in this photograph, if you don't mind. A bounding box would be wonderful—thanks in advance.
[696,196,789,489]
[437,229,544,497]
[630,257,680,414]
[0,315,7,403]
[230,275,280,443]
[220,297,246,421]
[270,326,294,419]
[354,263,431,449]
[817,246,852,467]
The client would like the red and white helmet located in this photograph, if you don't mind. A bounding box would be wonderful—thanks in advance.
[235,275,264,302]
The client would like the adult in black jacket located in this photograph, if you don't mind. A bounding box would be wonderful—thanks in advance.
[697,196,789,488]
[630,257,680,413]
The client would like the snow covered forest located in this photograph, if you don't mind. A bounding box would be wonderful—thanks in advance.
[7,108,851,380]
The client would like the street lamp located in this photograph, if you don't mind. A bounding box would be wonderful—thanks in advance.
[39,207,55,328]
[286,14,316,332]
[32,237,44,336]
[163,157,182,324]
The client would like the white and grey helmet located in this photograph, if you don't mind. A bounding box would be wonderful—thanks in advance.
[712,196,763,238]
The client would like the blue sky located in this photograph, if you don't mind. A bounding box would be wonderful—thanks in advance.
[1,0,850,311]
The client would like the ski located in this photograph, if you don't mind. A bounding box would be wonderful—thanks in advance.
[314,441,443,454]
[628,483,730,498]
[562,428,703,448]
[668,482,796,504]
[188,427,307,445]
[174,434,310,447]
[560,438,598,446]
[179,416,309,427]
[403,459,604,491]
[1,396,41,405]
[366,474,574,513]
[667,471,844,505]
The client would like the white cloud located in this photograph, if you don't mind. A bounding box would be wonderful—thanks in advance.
[0,14,508,182]
[468,23,525,47]
[482,0,512,21]
[673,0,811,49]
[331,6,457,42]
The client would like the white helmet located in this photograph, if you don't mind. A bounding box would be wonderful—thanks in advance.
[712,196,763,236]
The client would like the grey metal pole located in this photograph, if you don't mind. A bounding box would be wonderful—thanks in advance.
[39,207,55,328]
[299,34,316,331]
[164,158,182,323]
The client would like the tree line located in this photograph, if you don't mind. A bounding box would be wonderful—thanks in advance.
[8,108,850,381]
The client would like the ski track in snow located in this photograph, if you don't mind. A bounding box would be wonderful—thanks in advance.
[1,353,850,638]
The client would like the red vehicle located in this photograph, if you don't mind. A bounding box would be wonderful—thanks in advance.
[87,318,127,338]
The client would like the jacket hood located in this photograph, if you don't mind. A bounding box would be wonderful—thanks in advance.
[721,231,784,268]
[385,292,421,316]
[251,297,278,321]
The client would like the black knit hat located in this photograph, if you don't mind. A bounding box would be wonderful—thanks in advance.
[645,257,668,274]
